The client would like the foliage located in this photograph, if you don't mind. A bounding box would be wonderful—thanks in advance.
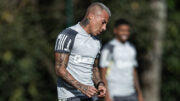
[161,0,180,100]
[0,0,179,101]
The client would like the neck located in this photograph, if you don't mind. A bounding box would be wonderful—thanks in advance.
[116,37,126,44]
[80,18,91,34]
[80,22,90,34]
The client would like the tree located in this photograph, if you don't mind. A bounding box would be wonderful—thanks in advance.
[142,0,167,101]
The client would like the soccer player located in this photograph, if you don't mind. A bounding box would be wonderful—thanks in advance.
[54,2,111,101]
[100,19,144,101]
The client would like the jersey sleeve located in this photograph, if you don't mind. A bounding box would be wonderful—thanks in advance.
[99,44,114,68]
[130,44,138,68]
[96,50,101,59]
[54,28,77,53]
[133,48,138,68]
[96,41,102,58]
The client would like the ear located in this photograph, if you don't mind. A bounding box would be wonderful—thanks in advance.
[89,13,95,20]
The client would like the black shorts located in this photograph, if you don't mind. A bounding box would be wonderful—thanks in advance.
[58,96,92,101]
[113,93,138,101]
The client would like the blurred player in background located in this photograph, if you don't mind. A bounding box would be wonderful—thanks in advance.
[100,19,144,101]
[54,2,111,101]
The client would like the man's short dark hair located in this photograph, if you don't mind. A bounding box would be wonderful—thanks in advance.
[114,18,130,28]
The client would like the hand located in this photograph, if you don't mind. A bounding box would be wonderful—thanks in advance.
[79,85,98,98]
[138,93,144,101]
[97,83,106,97]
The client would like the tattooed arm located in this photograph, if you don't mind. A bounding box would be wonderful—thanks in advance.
[92,58,106,97]
[55,52,98,97]
[92,58,102,85]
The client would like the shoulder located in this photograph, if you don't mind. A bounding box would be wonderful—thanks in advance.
[92,36,101,42]
[102,40,115,53]
[58,28,78,38]
[91,36,101,46]
[55,28,78,53]
[127,42,137,52]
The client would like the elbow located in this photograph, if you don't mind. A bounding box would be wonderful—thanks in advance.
[55,67,66,77]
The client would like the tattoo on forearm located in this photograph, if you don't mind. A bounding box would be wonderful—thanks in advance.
[63,71,89,92]
[76,82,89,93]
[55,53,89,92]
[92,59,101,85]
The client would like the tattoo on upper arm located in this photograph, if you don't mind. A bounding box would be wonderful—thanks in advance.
[55,53,69,69]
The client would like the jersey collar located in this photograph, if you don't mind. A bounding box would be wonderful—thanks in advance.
[76,22,91,37]
[113,38,128,46]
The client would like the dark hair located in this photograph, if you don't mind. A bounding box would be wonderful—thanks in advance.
[114,18,130,28]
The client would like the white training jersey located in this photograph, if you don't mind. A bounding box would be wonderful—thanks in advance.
[100,38,138,96]
[54,23,101,99]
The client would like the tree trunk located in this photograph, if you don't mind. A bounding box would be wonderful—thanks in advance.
[142,0,167,101]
